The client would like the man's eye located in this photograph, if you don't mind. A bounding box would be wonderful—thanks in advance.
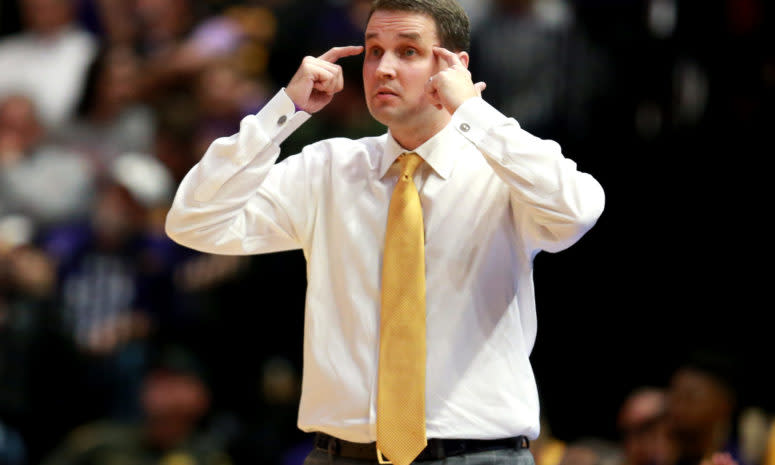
[404,48,417,56]
[369,48,383,57]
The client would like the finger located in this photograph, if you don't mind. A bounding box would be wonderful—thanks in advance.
[306,64,337,93]
[315,62,343,92]
[424,78,442,109]
[433,46,463,68]
[315,71,340,94]
[303,56,341,76]
[474,81,487,95]
[319,45,364,63]
[425,76,436,97]
[336,65,345,92]
[306,62,336,82]
[313,75,338,94]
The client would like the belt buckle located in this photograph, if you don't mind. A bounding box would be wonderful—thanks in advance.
[377,448,392,464]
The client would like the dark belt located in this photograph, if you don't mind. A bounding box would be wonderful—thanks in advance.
[314,432,530,462]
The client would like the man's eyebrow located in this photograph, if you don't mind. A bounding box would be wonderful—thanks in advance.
[364,32,423,42]
[397,32,422,41]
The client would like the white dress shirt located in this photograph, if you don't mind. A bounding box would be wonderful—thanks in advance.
[0,27,97,128]
[165,89,605,442]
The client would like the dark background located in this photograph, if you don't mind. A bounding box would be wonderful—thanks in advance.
[1,0,771,454]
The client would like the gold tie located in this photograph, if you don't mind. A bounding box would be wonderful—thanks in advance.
[377,152,427,465]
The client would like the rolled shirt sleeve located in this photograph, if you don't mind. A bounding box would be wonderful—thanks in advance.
[165,89,311,255]
[450,97,605,253]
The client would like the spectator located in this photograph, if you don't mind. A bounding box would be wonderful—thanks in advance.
[469,0,608,141]
[39,153,175,424]
[53,45,156,176]
[617,387,676,465]
[133,0,247,104]
[0,95,96,232]
[559,438,624,465]
[39,345,232,465]
[0,0,98,129]
[0,215,73,465]
[191,59,270,163]
[0,234,55,423]
[666,353,745,465]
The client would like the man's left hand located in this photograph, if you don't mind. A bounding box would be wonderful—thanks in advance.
[426,46,486,114]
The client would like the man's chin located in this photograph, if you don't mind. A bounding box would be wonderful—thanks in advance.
[367,107,402,128]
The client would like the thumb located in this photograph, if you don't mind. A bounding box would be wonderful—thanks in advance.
[474,81,487,96]
[425,76,443,110]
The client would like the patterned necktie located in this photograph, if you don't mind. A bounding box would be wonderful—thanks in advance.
[377,152,427,465]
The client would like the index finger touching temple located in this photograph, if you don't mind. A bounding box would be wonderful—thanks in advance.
[319,45,365,63]
[433,46,463,67]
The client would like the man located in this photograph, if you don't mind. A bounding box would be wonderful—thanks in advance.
[0,94,95,230]
[39,346,232,465]
[666,356,744,465]
[617,388,676,465]
[166,0,605,464]
[0,0,98,129]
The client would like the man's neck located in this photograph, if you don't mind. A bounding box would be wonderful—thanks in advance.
[389,114,451,151]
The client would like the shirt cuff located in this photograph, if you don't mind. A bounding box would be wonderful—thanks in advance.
[450,97,512,144]
[191,89,310,202]
[267,88,311,144]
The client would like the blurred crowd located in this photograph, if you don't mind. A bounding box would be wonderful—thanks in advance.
[0,0,773,465]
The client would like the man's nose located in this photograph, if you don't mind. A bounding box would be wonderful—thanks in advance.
[375,53,397,79]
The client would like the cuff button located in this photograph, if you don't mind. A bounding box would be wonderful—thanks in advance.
[278,115,288,125]
[460,123,470,132]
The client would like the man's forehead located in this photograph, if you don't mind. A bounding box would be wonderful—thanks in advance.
[364,10,438,42]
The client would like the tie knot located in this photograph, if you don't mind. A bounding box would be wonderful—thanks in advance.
[399,152,423,178]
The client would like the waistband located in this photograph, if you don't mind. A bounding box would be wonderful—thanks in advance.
[314,432,530,462]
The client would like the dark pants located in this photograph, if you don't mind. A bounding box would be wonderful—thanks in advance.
[303,445,536,465]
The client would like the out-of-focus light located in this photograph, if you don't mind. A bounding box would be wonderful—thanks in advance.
[535,0,574,28]
[648,0,677,39]
[110,152,174,208]
[674,61,709,125]
[0,214,34,250]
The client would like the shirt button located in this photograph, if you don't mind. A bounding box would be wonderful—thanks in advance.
[460,123,470,132]
[278,115,288,125]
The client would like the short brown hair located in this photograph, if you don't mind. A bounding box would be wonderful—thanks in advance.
[368,0,471,52]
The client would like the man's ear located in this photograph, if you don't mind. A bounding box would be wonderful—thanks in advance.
[458,51,470,68]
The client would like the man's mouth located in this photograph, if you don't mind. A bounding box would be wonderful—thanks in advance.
[376,87,399,97]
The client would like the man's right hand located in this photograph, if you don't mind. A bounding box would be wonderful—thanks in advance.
[285,46,364,114]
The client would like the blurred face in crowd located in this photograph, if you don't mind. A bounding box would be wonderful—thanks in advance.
[92,184,144,246]
[141,369,210,449]
[196,64,245,118]
[97,48,141,111]
[0,95,42,160]
[363,10,468,139]
[666,368,733,436]
[20,0,74,35]
[135,0,192,42]
[618,389,675,465]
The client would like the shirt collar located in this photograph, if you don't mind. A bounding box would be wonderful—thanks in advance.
[378,121,462,180]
